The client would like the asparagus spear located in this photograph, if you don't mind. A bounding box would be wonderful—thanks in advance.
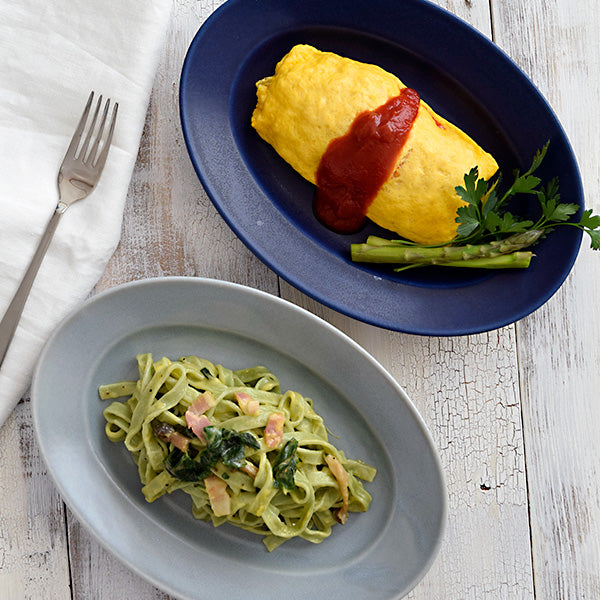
[351,230,543,267]
[418,252,534,270]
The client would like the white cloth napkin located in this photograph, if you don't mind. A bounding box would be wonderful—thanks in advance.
[0,0,173,427]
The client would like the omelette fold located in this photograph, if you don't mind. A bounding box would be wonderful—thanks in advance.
[251,44,498,245]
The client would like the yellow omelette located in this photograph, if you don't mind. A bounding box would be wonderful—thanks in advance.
[251,44,498,245]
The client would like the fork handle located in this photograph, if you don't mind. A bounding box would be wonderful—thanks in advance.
[0,207,63,367]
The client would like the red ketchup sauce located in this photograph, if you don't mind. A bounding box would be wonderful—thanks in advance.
[314,87,421,233]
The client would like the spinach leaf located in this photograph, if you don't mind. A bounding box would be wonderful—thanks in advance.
[272,438,298,490]
[164,426,260,482]
[165,448,213,481]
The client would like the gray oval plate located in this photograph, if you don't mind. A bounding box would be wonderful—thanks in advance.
[32,277,446,599]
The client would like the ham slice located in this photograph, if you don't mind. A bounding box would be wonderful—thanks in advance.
[192,390,216,414]
[185,413,210,443]
[204,475,231,516]
[235,392,259,416]
[240,461,259,478]
[325,454,349,524]
[264,412,285,449]
[153,422,190,452]
[185,391,215,442]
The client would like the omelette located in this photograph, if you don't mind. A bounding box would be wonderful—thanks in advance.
[251,44,498,245]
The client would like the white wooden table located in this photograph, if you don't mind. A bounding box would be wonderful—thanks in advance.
[2,0,599,598]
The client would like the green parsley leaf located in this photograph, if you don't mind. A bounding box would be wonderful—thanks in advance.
[537,177,561,214]
[455,167,485,206]
[579,208,600,230]
[483,211,502,233]
[546,203,579,223]
[455,207,480,237]
[586,228,600,250]
[503,215,535,233]
[526,141,549,174]
[511,174,541,195]
[481,184,500,219]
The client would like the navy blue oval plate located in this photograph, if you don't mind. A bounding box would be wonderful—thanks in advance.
[179,0,583,335]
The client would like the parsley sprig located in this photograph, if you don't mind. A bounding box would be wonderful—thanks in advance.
[454,142,600,249]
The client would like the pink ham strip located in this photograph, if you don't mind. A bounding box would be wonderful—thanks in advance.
[192,390,216,414]
[185,391,216,443]
[325,454,350,525]
[153,422,190,452]
[235,392,259,416]
[264,412,285,449]
[240,461,259,478]
[186,413,210,443]
[204,475,231,516]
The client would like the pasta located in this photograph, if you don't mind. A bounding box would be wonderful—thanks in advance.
[100,353,376,551]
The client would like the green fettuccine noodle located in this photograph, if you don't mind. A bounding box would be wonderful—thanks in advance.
[100,353,376,551]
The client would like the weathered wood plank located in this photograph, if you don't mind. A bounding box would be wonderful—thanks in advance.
[67,507,172,600]
[492,1,600,598]
[0,401,71,600]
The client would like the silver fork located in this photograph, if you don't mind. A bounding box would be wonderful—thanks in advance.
[0,91,118,367]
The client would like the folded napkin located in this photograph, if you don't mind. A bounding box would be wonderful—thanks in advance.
[0,0,173,427]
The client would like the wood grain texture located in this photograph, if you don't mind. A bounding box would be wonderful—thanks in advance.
[0,401,71,599]
[1,0,598,598]
[67,506,172,600]
[492,1,600,598]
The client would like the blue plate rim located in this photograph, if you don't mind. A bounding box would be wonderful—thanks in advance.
[179,0,583,336]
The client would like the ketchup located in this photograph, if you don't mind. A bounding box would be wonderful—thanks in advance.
[314,87,420,233]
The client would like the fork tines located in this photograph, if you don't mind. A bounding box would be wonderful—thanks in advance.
[66,91,118,170]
